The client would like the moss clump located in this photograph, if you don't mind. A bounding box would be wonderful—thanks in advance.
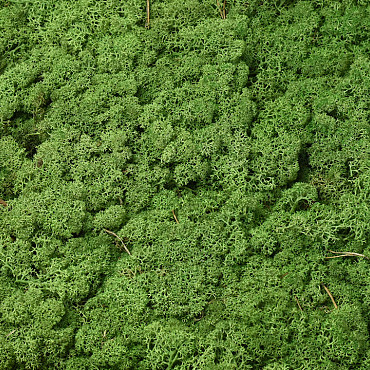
[0,0,369,368]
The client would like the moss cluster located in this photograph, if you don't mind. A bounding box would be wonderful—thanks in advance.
[1,0,369,368]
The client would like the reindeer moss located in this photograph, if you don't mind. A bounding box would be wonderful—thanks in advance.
[0,0,369,368]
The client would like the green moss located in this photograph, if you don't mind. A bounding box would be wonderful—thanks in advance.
[0,0,369,368]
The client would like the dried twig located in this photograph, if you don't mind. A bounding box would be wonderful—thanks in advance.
[325,254,351,259]
[294,296,303,311]
[223,0,226,19]
[172,209,179,224]
[322,284,338,310]
[104,229,131,256]
[216,0,225,19]
[6,329,16,337]
[145,0,150,29]
[0,198,8,207]
[101,330,107,348]
[326,250,369,260]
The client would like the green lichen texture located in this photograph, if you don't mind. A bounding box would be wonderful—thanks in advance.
[0,0,369,368]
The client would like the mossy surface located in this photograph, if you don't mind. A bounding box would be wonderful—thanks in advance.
[0,0,369,368]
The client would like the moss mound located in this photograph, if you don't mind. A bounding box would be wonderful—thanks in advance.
[0,0,369,368]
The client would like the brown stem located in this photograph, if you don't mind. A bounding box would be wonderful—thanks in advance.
[322,284,338,309]
[104,229,132,256]
[294,296,303,311]
[146,0,150,29]
[327,250,369,260]
[216,0,224,19]
[172,209,179,224]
